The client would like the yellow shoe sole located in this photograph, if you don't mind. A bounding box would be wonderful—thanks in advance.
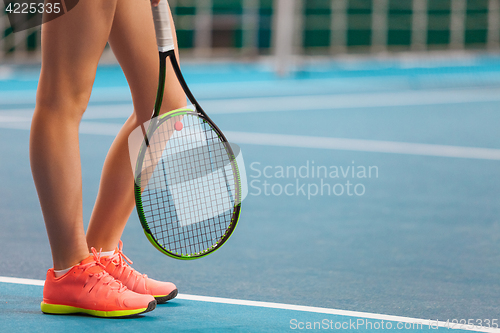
[40,300,156,318]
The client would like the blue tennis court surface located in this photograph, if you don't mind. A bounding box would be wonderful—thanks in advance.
[1,55,500,332]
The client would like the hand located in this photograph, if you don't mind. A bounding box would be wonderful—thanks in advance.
[151,0,160,7]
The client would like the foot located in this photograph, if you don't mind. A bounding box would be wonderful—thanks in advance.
[41,249,156,318]
[100,240,178,303]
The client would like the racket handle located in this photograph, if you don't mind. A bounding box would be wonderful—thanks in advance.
[152,0,175,52]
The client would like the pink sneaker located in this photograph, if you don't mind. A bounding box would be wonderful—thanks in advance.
[100,241,178,303]
[41,249,156,317]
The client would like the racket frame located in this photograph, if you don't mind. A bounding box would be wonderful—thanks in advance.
[134,50,242,260]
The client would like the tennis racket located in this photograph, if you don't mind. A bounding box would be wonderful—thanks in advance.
[131,0,242,260]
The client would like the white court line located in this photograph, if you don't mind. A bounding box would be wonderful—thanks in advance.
[201,87,500,114]
[1,86,500,113]
[0,118,124,135]
[0,276,44,286]
[225,131,500,160]
[0,105,133,120]
[0,276,497,333]
[0,118,499,160]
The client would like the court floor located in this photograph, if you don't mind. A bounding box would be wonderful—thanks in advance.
[1,55,500,332]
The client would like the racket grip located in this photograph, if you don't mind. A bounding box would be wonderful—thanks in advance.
[152,0,175,52]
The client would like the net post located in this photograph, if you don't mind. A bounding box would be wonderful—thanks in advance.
[168,0,178,34]
[330,0,347,54]
[272,0,298,76]
[411,0,428,51]
[36,25,42,59]
[371,0,388,53]
[242,0,259,57]
[450,0,466,50]
[0,8,6,61]
[14,25,28,58]
[488,0,500,50]
[293,0,304,63]
[194,0,213,58]
[12,29,24,59]
[169,0,177,19]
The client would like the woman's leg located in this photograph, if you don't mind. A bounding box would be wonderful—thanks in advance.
[86,0,186,252]
[30,0,118,270]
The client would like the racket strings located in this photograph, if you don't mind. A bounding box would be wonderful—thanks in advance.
[139,114,238,256]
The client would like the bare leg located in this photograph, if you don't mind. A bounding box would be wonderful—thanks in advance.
[86,0,186,252]
[30,0,118,270]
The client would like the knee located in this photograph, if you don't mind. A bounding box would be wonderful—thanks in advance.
[35,86,91,123]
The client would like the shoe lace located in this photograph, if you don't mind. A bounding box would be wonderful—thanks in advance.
[80,248,127,294]
[110,240,134,268]
[109,241,148,281]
